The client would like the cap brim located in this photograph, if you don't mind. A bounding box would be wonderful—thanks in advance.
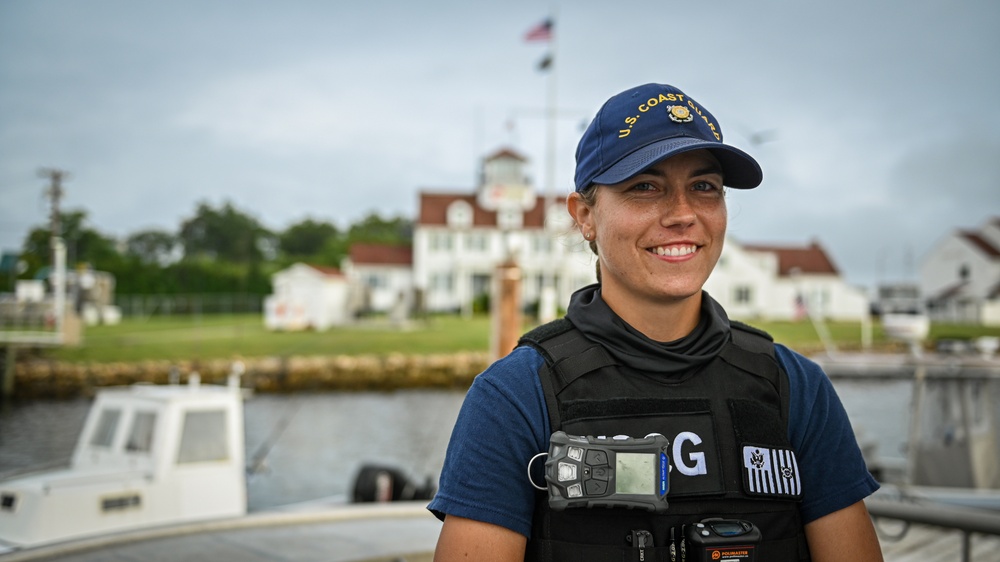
[590,137,763,189]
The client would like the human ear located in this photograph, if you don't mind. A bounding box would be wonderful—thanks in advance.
[567,192,594,237]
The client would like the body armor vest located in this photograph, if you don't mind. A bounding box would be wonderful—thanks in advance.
[518,319,811,561]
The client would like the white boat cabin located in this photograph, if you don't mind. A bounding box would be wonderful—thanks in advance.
[0,376,247,548]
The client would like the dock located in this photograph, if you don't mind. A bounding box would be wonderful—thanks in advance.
[0,502,440,562]
[3,499,1000,561]
[878,523,1000,561]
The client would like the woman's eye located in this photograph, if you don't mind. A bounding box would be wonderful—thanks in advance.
[629,182,657,192]
[692,180,721,192]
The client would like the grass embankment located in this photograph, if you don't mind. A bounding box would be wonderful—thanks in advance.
[38,314,1000,364]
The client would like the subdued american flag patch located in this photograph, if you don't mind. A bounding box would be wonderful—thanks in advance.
[742,445,802,499]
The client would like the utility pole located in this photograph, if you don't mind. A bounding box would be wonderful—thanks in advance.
[38,168,67,266]
[2,169,71,400]
[37,168,70,344]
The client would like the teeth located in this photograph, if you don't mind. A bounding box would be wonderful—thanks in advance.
[654,245,696,257]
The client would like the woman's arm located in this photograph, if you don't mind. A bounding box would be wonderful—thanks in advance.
[434,515,527,562]
[804,500,883,561]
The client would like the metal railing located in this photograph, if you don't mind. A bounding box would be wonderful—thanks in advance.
[867,497,1000,562]
[115,293,264,318]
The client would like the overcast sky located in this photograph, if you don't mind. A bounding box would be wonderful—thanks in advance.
[1,0,998,290]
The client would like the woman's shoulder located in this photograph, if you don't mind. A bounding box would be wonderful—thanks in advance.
[773,343,836,398]
[773,343,824,376]
[472,345,548,400]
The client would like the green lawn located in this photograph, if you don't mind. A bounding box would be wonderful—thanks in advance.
[34,313,1000,364]
[41,315,494,363]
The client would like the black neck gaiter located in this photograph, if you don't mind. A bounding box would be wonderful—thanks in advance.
[564,284,731,377]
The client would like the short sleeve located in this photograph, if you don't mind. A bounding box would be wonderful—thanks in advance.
[428,346,551,538]
[777,345,880,523]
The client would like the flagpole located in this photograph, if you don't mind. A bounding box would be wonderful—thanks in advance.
[539,9,559,323]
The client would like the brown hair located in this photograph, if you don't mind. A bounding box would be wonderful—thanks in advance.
[577,184,601,283]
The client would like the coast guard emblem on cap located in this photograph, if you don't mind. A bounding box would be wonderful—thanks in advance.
[742,445,802,499]
[667,105,693,123]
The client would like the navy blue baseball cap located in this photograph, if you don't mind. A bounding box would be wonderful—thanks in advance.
[574,83,762,192]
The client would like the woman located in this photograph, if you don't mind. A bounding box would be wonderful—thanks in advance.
[429,83,883,561]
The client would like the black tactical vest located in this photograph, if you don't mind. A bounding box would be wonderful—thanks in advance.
[518,319,811,561]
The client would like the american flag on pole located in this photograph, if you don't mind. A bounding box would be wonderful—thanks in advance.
[742,446,802,498]
[524,18,553,42]
[793,294,808,321]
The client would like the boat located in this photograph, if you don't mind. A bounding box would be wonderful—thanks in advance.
[813,332,1000,512]
[0,371,248,550]
[0,364,439,559]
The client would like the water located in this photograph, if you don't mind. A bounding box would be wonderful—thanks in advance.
[0,390,467,511]
[834,379,912,464]
[242,391,465,510]
[0,381,910,511]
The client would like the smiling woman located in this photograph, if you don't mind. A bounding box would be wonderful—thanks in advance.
[429,83,884,562]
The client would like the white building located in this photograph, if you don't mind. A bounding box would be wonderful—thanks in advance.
[413,148,596,315]
[707,240,869,321]
[920,217,1000,325]
[263,263,352,331]
[340,243,414,315]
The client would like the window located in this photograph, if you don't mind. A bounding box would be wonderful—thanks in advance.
[497,209,523,230]
[101,493,141,512]
[431,272,454,292]
[430,232,453,252]
[177,410,229,464]
[447,201,473,229]
[532,234,553,254]
[90,409,121,448]
[471,274,490,297]
[734,286,753,304]
[365,273,386,289]
[125,411,157,453]
[464,233,488,252]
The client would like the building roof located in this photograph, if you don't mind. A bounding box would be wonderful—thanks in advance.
[417,191,566,229]
[988,280,1000,299]
[348,243,413,266]
[484,147,527,162]
[928,280,970,303]
[742,241,840,276]
[304,264,343,277]
[960,231,1000,259]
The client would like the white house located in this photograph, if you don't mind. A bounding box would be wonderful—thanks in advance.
[706,240,869,321]
[263,263,352,331]
[920,217,1000,325]
[340,243,414,315]
[413,148,596,316]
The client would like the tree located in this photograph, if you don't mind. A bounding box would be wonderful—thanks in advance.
[125,229,178,265]
[279,218,339,258]
[178,201,273,263]
[346,213,412,245]
[20,209,121,277]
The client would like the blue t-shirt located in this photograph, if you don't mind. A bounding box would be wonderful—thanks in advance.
[428,344,879,538]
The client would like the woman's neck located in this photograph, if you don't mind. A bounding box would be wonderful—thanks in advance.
[601,288,703,343]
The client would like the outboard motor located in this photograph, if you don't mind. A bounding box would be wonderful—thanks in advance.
[351,464,436,503]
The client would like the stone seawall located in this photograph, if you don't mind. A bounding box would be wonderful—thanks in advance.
[12,352,492,400]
